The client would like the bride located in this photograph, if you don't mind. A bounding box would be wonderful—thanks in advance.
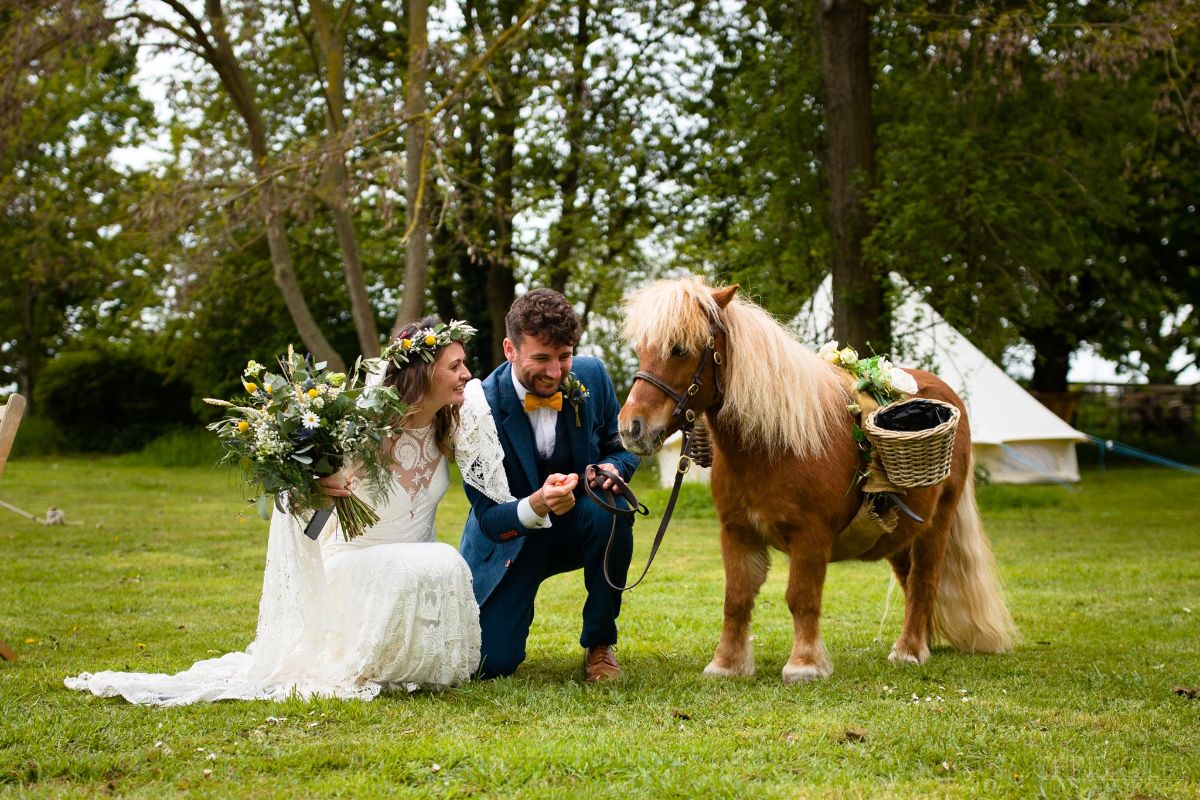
[66,317,515,705]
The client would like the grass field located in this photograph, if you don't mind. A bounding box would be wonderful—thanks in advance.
[1,456,1198,798]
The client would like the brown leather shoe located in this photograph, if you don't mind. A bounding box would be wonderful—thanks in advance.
[584,645,621,682]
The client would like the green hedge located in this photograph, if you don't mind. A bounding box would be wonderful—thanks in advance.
[34,345,195,453]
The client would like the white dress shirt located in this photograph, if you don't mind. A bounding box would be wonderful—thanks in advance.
[511,370,554,529]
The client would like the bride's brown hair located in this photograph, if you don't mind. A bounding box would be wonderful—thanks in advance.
[383,315,463,459]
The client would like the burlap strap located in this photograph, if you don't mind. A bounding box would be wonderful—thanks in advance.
[831,373,904,561]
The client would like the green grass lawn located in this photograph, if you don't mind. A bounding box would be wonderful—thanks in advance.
[1,457,1198,798]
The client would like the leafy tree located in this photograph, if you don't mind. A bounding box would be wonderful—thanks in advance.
[0,1,154,413]
[867,0,1199,389]
[111,0,378,370]
[678,0,1198,391]
[420,0,675,367]
[670,2,838,319]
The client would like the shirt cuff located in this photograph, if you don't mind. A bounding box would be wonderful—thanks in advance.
[517,497,553,529]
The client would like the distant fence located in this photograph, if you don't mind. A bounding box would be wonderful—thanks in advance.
[1070,383,1200,465]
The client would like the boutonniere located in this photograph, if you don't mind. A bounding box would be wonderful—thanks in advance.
[560,373,590,427]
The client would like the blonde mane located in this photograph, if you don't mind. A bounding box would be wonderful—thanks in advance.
[623,276,846,460]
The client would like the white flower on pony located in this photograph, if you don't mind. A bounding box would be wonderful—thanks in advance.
[886,362,918,394]
[837,346,859,367]
[818,340,840,363]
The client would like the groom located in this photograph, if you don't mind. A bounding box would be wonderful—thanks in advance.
[460,289,639,681]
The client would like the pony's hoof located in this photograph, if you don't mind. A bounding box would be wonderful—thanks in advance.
[888,644,930,665]
[781,661,833,684]
[703,657,755,678]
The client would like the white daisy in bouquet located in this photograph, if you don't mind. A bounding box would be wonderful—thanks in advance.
[205,346,406,540]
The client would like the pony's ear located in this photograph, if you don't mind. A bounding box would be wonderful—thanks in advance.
[712,284,739,308]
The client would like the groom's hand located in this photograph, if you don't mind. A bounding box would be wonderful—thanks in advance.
[588,463,624,494]
[532,473,578,516]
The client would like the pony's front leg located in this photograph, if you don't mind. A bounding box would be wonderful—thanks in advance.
[782,535,834,683]
[704,523,769,678]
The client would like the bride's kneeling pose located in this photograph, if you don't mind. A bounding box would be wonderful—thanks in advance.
[66,317,514,705]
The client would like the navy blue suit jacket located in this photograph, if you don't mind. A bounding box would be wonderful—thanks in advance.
[460,356,639,606]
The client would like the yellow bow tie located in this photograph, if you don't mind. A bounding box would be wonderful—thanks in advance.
[524,392,563,412]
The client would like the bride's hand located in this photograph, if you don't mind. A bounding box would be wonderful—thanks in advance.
[317,474,355,498]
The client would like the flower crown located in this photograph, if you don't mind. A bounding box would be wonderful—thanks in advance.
[380,319,477,367]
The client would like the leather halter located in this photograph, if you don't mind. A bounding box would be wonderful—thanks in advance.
[630,315,725,469]
[590,314,726,592]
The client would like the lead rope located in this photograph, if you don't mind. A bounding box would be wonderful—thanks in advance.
[592,320,722,590]
[587,421,699,592]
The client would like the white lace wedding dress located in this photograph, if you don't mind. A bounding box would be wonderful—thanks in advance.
[65,381,512,706]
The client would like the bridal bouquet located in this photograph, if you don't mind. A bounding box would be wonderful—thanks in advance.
[205,346,406,540]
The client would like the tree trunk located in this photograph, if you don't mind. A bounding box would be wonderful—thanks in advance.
[488,118,517,365]
[1026,323,1078,423]
[815,0,887,354]
[1027,325,1073,394]
[309,0,380,358]
[203,0,345,370]
[18,281,36,414]
[257,178,346,371]
[439,0,494,371]
[326,178,378,357]
[486,1,521,365]
[396,0,431,332]
[546,0,589,293]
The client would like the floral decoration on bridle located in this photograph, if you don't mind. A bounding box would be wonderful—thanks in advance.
[560,373,590,427]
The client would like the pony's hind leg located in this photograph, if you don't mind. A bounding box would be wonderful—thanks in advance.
[704,523,768,678]
[889,511,952,666]
[887,548,911,587]
[782,534,834,683]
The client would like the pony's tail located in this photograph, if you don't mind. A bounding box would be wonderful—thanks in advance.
[932,461,1018,653]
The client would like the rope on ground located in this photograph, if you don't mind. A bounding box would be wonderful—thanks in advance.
[1086,434,1200,476]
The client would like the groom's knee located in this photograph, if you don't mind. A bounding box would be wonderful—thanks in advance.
[478,591,532,679]
[478,646,524,679]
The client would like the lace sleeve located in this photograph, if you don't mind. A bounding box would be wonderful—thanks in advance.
[455,379,515,505]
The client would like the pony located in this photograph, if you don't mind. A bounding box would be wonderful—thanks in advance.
[618,276,1016,683]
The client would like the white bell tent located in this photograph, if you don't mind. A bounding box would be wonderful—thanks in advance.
[655,276,1086,486]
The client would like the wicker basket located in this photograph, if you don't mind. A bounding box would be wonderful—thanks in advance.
[862,398,960,488]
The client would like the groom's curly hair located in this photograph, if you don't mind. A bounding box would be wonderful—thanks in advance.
[506,289,581,348]
[385,315,462,459]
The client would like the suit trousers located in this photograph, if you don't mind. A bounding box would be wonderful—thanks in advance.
[477,499,634,678]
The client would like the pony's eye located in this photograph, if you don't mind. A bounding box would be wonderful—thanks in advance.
[670,345,688,358]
